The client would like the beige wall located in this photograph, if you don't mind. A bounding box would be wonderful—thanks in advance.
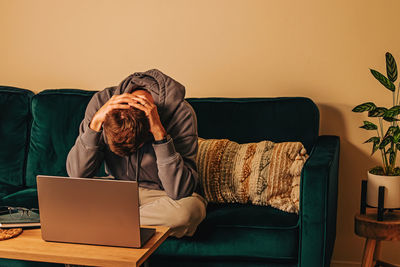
[1,0,400,265]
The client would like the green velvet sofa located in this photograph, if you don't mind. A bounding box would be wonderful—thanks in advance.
[0,86,340,267]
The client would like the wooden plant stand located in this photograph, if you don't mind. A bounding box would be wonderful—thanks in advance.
[355,209,400,267]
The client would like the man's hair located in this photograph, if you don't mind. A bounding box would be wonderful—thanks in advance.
[103,108,150,157]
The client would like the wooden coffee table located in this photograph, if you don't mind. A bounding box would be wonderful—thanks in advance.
[0,226,169,266]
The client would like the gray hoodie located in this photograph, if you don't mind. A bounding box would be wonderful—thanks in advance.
[66,69,198,200]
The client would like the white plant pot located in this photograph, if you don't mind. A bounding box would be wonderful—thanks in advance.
[367,171,400,209]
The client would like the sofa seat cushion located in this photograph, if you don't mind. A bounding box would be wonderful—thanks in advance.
[150,258,297,267]
[1,188,38,209]
[155,204,299,261]
[0,183,25,204]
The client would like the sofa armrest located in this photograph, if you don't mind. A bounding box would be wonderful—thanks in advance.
[299,135,340,267]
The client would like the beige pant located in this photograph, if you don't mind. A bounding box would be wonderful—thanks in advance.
[139,187,207,238]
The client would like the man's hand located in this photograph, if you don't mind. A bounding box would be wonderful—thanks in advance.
[89,93,137,132]
[130,94,167,141]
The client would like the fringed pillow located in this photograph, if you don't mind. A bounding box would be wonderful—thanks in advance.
[196,138,308,213]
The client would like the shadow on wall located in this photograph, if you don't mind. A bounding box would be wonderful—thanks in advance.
[317,103,382,261]
[318,102,379,216]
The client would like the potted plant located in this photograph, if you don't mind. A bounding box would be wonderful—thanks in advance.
[353,52,400,209]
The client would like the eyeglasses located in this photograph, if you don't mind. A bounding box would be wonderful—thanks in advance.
[0,206,39,218]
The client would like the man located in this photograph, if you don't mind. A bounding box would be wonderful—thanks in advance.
[66,69,206,238]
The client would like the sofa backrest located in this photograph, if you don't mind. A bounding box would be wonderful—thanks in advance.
[0,86,34,186]
[1,88,319,188]
[187,97,319,153]
[25,89,98,187]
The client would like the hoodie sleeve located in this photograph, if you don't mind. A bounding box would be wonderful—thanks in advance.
[152,135,198,200]
[152,102,198,200]
[66,92,105,178]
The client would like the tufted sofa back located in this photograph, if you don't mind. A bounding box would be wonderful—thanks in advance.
[1,88,319,189]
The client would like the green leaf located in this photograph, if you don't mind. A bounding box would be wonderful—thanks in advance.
[372,142,380,155]
[384,126,397,137]
[370,69,396,92]
[394,128,400,142]
[383,116,400,122]
[368,107,388,117]
[396,143,400,151]
[392,167,400,176]
[352,102,376,112]
[360,121,378,130]
[394,134,400,143]
[386,52,398,83]
[387,147,394,154]
[385,105,400,117]
[379,136,393,149]
[390,152,396,165]
[370,136,382,155]
[370,166,384,175]
[364,136,380,144]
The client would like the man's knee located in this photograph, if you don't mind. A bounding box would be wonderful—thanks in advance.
[166,205,192,228]
[140,193,207,237]
[166,199,204,227]
[164,195,206,229]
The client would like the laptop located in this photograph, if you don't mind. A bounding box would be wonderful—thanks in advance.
[36,175,155,248]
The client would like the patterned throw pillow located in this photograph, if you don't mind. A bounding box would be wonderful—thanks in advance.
[196,138,308,213]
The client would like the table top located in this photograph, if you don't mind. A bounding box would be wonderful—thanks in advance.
[0,226,170,267]
[355,209,400,241]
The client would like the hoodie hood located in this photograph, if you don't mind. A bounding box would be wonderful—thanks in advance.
[115,69,186,122]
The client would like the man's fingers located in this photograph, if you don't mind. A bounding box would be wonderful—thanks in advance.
[111,93,136,102]
[134,94,148,100]
[131,95,152,107]
[128,102,149,114]
[107,94,154,116]
[111,94,154,110]
[111,94,149,106]
[111,96,137,106]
